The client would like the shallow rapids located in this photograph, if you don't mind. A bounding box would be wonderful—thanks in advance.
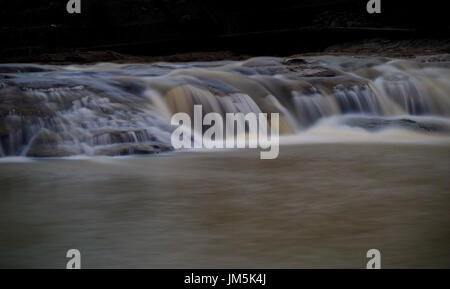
[1,55,450,157]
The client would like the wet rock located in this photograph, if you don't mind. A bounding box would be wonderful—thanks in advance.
[282,57,337,77]
[0,64,56,73]
[283,58,308,65]
[344,117,450,133]
[93,143,172,156]
[25,130,79,157]
[26,145,80,157]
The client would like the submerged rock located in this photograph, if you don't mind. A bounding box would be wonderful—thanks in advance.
[343,117,450,133]
[93,143,172,156]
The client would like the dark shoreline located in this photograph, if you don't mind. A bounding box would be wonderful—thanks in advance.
[2,1,449,64]
[1,38,450,65]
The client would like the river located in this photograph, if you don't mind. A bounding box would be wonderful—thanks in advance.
[0,55,449,268]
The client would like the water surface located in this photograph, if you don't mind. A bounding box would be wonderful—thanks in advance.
[0,143,448,268]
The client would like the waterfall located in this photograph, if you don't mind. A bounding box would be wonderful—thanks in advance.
[0,55,449,157]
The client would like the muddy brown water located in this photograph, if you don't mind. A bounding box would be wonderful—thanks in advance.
[0,143,448,268]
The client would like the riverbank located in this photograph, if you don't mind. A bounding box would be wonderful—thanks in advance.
[1,38,449,65]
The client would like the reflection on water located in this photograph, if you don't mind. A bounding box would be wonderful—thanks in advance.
[0,143,449,268]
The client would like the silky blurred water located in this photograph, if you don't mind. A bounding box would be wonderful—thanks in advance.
[0,143,449,268]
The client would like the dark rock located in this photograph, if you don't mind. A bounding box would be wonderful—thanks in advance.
[0,64,56,73]
[344,117,450,133]
[283,58,308,65]
[94,143,173,156]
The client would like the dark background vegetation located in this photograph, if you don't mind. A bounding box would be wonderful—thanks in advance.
[0,0,449,60]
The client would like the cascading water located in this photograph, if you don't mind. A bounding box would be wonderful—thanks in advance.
[1,55,449,157]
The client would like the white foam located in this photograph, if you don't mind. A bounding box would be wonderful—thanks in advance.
[279,116,450,146]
